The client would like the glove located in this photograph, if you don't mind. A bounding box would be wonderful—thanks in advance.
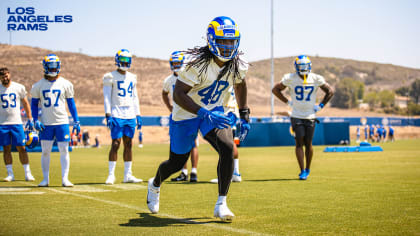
[34,120,45,132]
[25,118,34,131]
[287,100,293,107]
[314,103,324,113]
[197,108,230,129]
[106,116,116,129]
[238,108,251,141]
[72,121,81,135]
[227,112,238,127]
[136,116,142,130]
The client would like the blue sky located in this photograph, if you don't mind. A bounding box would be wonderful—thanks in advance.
[1,0,419,69]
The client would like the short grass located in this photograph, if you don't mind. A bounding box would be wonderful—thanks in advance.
[1,139,419,235]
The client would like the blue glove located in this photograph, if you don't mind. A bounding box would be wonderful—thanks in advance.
[238,119,250,141]
[72,121,81,135]
[106,116,116,129]
[227,112,238,127]
[197,108,230,129]
[25,118,34,131]
[35,120,45,132]
[314,103,324,113]
[136,116,142,130]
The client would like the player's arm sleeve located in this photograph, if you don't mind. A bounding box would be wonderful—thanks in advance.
[280,74,291,87]
[66,97,79,122]
[103,74,113,114]
[315,74,326,87]
[162,77,170,93]
[234,57,249,84]
[178,67,199,87]
[133,77,141,116]
[64,81,75,98]
[30,84,40,120]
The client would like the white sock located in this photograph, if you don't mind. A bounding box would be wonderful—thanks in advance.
[217,196,227,205]
[41,140,53,181]
[109,161,116,176]
[58,142,70,181]
[6,164,13,176]
[182,168,188,175]
[234,159,240,173]
[124,161,132,177]
[23,164,30,174]
[191,168,197,174]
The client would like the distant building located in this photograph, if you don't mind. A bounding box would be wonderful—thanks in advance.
[394,96,409,108]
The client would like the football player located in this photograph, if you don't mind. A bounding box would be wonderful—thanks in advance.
[103,49,142,185]
[0,67,35,182]
[147,16,250,221]
[31,54,81,187]
[162,51,200,183]
[272,55,333,180]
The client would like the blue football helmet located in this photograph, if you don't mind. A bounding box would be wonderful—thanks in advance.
[25,131,39,149]
[169,51,185,72]
[115,49,132,71]
[42,54,61,76]
[207,16,240,62]
[294,55,312,75]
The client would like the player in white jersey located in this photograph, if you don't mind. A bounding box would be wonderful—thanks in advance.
[31,54,81,187]
[0,68,35,182]
[103,49,142,185]
[272,55,333,180]
[147,16,250,221]
[163,51,200,182]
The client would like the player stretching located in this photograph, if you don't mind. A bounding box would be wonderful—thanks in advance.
[147,16,250,221]
[103,49,142,185]
[272,55,333,180]
[0,68,35,182]
[31,54,81,187]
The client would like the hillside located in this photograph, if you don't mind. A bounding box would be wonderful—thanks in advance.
[1,44,420,116]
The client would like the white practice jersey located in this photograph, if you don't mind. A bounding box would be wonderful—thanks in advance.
[223,86,239,117]
[162,74,177,100]
[31,77,74,125]
[281,72,325,119]
[0,82,27,125]
[103,70,140,119]
[173,56,248,121]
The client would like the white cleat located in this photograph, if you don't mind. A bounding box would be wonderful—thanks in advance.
[214,203,235,221]
[123,175,142,183]
[25,173,35,181]
[210,178,218,184]
[3,175,14,182]
[62,179,74,187]
[147,178,160,214]
[38,179,49,187]
[105,175,115,185]
[232,172,242,182]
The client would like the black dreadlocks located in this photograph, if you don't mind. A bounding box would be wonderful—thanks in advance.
[183,46,248,83]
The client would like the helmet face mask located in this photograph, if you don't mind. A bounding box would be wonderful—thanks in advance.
[43,54,61,77]
[207,16,240,62]
[294,55,312,75]
[115,49,132,71]
[169,51,184,72]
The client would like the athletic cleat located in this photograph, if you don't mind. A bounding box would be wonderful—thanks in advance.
[210,178,218,184]
[25,173,35,181]
[123,175,142,183]
[232,172,242,182]
[214,203,235,221]
[147,178,160,214]
[3,175,14,182]
[171,172,188,182]
[62,179,74,187]
[105,175,116,185]
[38,179,49,187]
[299,170,307,180]
[189,173,198,182]
[305,169,310,179]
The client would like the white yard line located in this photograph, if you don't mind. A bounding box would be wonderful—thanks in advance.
[23,183,272,236]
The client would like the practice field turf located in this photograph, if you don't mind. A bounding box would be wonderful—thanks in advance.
[1,140,419,235]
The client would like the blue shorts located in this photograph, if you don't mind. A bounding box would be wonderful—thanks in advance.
[0,125,26,146]
[111,118,136,140]
[170,106,223,154]
[41,124,70,142]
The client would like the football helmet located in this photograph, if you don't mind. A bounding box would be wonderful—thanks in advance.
[207,16,240,62]
[294,55,312,75]
[169,51,184,72]
[115,49,132,71]
[25,131,39,149]
[42,54,61,76]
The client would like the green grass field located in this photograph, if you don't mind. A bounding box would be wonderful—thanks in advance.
[1,140,419,235]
